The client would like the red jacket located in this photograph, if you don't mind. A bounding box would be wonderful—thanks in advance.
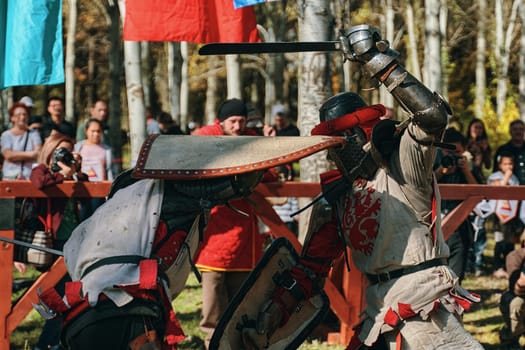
[194,121,267,271]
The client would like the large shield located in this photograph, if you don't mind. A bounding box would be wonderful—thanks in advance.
[210,238,330,350]
[132,135,344,180]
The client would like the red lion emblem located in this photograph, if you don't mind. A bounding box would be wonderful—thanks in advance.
[343,187,381,255]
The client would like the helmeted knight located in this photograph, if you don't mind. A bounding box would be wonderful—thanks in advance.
[213,24,484,350]
[31,135,344,350]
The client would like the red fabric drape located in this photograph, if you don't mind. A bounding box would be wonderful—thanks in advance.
[123,0,260,43]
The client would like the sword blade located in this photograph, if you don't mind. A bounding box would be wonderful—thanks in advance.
[198,41,340,55]
[0,236,63,256]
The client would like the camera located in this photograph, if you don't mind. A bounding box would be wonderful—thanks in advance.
[440,153,461,168]
[51,147,75,172]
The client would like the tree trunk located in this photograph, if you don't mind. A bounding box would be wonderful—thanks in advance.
[168,42,182,121]
[519,0,525,119]
[205,56,219,125]
[107,1,123,173]
[495,0,520,119]
[475,0,487,119]
[405,0,422,81]
[380,0,395,108]
[65,0,77,123]
[180,42,189,130]
[297,0,332,242]
[118,0,146,166]
[141,42,152,109]
[226,54,242,99]
[424,0,442,93]
[87,35,95,108]
[439,0,449,99]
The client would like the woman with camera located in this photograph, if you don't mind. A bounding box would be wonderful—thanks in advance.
[74,118,113,220]
[29,131,88,350]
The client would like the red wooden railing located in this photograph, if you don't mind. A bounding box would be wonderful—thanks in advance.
[1,181,525,349]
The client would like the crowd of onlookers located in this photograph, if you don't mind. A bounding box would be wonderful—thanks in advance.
[7,96,525,348]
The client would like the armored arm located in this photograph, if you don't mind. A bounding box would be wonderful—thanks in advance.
[341,24,451,136]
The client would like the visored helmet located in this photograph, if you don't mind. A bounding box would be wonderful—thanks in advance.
[319,92,367,122]
[312,92,385,180]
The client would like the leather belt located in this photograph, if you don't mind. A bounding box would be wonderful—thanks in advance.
[366,258,447,285]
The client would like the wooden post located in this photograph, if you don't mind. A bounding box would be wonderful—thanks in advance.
[0,198,15,349]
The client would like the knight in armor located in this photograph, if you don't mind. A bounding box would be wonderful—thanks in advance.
[240,25,483,349]
[31,130,341,350]
[32,168,267,350]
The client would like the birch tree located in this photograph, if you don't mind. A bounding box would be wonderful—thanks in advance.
[297,0,332,241]
[226,54,242,99]
[168,42,182,121]
[424,0,443,93]
[475,0,487,119]
[519,1,525,118]
[140,42,152,108]
[381,0,395,108]
[107,0,123,173]
[405,0,422,81]
[64,0,77,123]
[205,56,220,125]
[118,0,146,166]
[180,42,189,130]
[439,0,449,99]
[495,0,520,119]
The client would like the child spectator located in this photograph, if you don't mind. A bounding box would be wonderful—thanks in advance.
[490,151,520,279]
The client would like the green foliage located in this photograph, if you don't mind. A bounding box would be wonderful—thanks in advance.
[483,95,520,153]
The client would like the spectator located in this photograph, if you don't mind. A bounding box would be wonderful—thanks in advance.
[194,98,276,348]
[158,111,184,135]
[19,96,34,111]
[465,118,492,276]
[500,247,525,349]
[1,102,42,180]
[271,104,300,136]
[42,96,75,140]
[19,96,41,138]
[466,118,492,184]
[30,131,88,350]
[146,108,161,135]
[494,119,525,185]
[490,152,521,279]
[76,100,109,143]
[435,128,478,281]
[74,118,113,220]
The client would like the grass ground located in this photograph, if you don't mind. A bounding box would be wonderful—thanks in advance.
[9,229,517,349]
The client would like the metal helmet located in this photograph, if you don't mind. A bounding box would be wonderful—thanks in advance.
[316,92,380,181]
[319,92,367,122]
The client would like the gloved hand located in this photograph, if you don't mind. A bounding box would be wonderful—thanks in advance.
[241,299,283,350]
[241,285,302,350]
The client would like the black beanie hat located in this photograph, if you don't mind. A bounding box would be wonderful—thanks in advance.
[218,98,248,121]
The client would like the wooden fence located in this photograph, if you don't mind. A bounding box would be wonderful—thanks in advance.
[1,181,525,349]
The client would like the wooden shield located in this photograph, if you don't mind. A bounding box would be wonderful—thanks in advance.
[132,135,345,180]
[209,238,330,350]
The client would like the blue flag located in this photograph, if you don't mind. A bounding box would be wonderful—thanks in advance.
[0,0,64,89]
[233,0,278,9]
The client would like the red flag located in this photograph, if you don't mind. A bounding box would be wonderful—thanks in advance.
[123,0,260,43]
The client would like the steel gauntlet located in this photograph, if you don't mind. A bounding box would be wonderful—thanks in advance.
[341,24,451,135]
